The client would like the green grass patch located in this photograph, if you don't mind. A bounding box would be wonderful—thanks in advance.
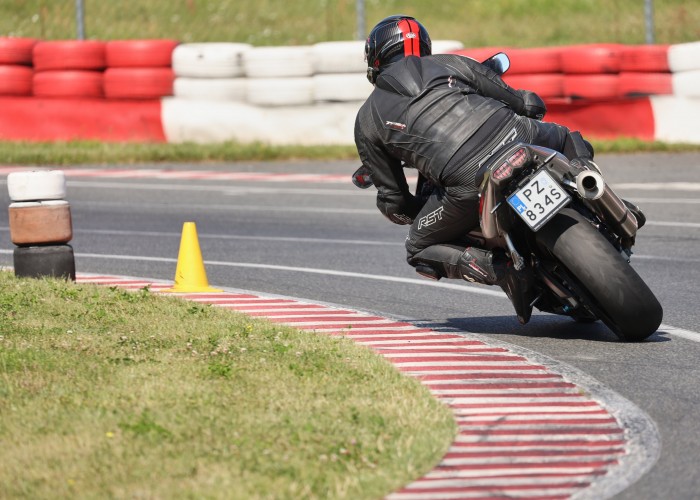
[0,140,359,166]
[0,272,456,499]
[1,0,699,46]
[1,138,698,167]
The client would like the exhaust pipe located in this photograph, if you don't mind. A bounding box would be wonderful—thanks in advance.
[576,171,638,239]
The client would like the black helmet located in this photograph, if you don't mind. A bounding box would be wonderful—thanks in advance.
[365,15,432,84]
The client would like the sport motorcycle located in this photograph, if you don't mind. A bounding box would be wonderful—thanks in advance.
[352,53,663,342]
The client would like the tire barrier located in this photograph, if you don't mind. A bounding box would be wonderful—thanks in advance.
[6,170,76,281]
[6,169,67,201]
[2,39,700,143]
[243,46,315,78]
[672,70,700,98]
[33,70,103,98]
[507,47,562,74]
[0,65,33,96]
[503,73,564,99]
[619,72,673,98]
[174,77,247,102]
[13,245,76,281]
[560,43,623,74]
[104,67,174,99]
[32,41,106,99]
[668,41,700,72]
[621,44,670,72]
[32,40,107,71]
[246,77,314,107]
[311,41,366,74]
[172,43,251,78]
[313,73,372,103]
[563,74,620,100]
[105,39,179,68]
[8,201,73,245]
[0,37,38,65]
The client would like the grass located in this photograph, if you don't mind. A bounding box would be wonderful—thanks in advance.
[0,271,456,499]
[0,140,360,166]
[0,138,698,167]
[1,0,699,46]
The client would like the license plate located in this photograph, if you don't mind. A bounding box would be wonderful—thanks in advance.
[507,169,570,231]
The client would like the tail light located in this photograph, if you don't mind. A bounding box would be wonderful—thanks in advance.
[492,147,530,181]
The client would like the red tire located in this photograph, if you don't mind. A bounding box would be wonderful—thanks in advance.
[103,67,174,99]
[620,45,670,72]
[452,47,512,64]
[563,74,619,100]
[33,40,106,71]
[618,72,672,97]
[0,37,38,65]
[0,65,33,96]
[503,73,564,98]
[105,39,179,67]
[507,47,562,74]
[33,70,103,98]
[560,44,623,74]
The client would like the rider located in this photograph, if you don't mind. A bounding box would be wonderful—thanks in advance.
[354,14,624,291]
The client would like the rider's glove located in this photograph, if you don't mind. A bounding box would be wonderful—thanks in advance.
[520,90,547,120]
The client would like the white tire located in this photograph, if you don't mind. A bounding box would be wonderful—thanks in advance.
[313,73,372,102]
[7,170,66,201]
[174,77,247,101]
[431,40,465,54]
[246,77,314,106]
[312,41,366,74]
[668,41,700,72]
[243,46,314,78]
[672,70,700,97]
[172,43,251,78]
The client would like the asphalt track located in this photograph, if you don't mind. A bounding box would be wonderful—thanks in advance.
[1,152,699,499]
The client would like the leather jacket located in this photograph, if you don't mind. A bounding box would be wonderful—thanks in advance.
[354,53,545,225]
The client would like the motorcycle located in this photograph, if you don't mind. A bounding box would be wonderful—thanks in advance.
[352,53,663,342]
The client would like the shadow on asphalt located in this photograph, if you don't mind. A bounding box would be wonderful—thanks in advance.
[426,314,671,344]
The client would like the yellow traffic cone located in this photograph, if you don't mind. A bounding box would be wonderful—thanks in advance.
[163,222,222,293]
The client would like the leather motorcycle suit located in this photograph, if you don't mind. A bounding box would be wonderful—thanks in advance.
[354,54,593,280]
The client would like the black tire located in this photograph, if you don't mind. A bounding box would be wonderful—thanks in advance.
[536,208,662,341]
[13,245,76,281]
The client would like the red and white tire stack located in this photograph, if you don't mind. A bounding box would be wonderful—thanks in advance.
[6,170,76,281]
[456,42,700,143]
[0,37,37,97]
[1,38,700,144]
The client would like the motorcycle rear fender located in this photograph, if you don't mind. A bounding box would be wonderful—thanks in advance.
[478,143,574,240]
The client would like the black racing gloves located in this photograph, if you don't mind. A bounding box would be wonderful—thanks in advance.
[520,90,547,120]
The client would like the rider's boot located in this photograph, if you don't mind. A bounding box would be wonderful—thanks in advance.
[458,247,505,285]
[459,247,536,324]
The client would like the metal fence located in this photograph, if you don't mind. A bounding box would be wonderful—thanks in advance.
[73,0,656,43]
[2,1,697,47]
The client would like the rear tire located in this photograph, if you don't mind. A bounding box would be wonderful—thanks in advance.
[537,208,662,341]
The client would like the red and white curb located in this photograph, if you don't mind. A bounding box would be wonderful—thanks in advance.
[76,273,659,500]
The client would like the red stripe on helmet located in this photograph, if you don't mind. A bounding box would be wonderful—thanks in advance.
[398,18,421,57]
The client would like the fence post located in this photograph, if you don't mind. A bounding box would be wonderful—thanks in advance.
[356,0,365,41]
[645,0,655,44]
[76,0,86,40]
